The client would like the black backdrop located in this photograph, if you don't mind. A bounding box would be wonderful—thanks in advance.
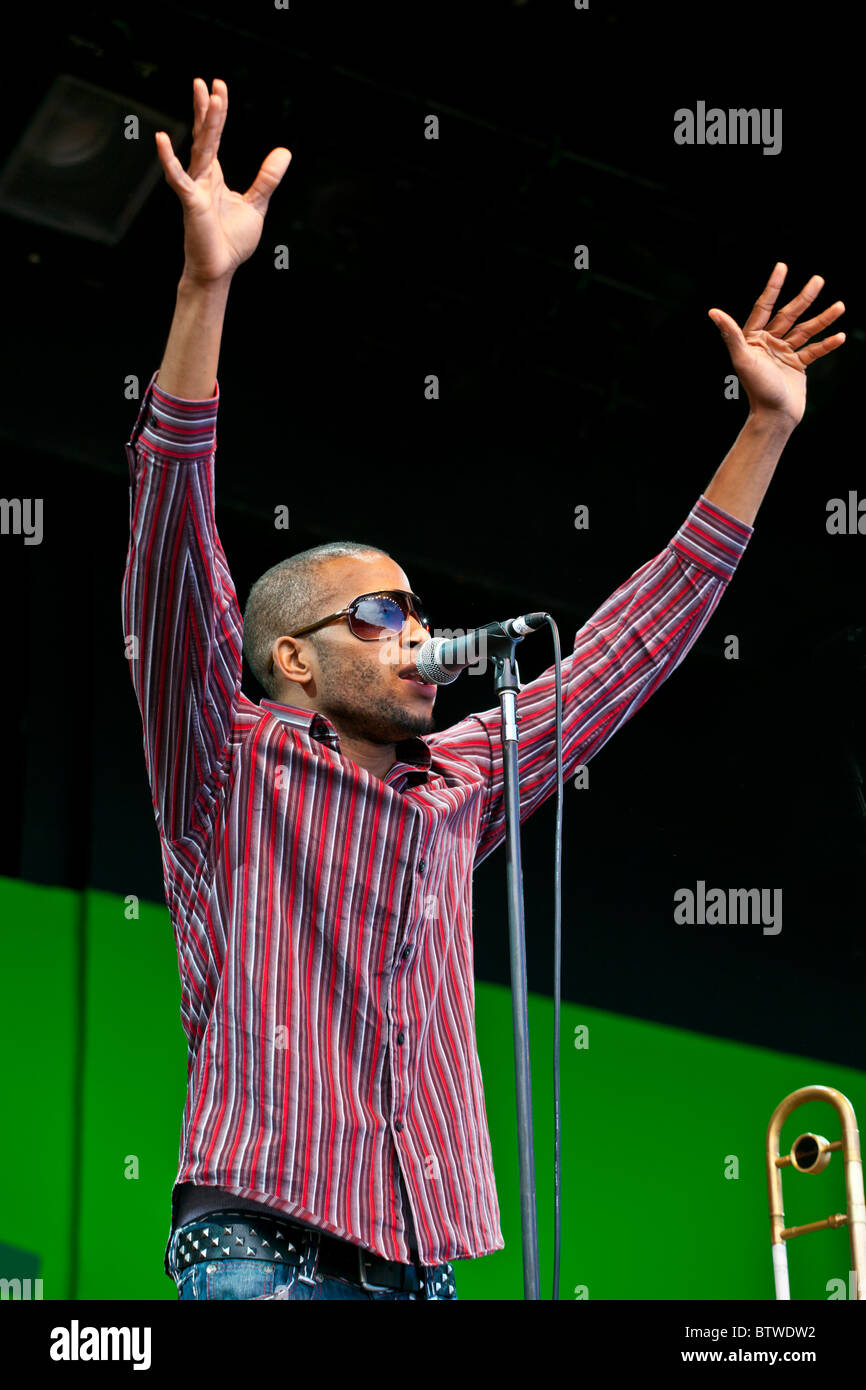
[1,0,863,1066]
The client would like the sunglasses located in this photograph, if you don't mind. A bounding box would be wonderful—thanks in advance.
[287,590,431,642]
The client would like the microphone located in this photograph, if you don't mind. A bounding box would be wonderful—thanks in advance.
[413,612,549,685]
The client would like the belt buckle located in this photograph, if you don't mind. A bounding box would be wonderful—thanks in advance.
[357,1246,402,1293]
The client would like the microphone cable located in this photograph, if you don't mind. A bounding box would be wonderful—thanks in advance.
[497,609,565,1300]
[543,616,564,1301]
[434,609,565,1298]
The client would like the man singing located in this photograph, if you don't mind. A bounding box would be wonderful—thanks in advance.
[122,78,844,1300]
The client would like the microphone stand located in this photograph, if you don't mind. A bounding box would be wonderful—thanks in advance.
[486,628,540,1301]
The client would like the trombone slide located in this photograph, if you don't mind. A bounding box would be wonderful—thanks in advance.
[766,1085,866,1301]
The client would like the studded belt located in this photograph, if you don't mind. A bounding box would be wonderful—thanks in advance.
[174,1210,457,1298]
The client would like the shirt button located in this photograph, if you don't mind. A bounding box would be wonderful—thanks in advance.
[397,1031,404,1045]
[418,859,426,873]
[395,1120,403,1132]
[402,947,411,959]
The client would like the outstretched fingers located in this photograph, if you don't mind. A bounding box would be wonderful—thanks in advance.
[740,262,846,367]
[742,262,789,334]
[763,272,827,338]
[188,78,229,181]
[782,299,846,351]
[797,330,846,368]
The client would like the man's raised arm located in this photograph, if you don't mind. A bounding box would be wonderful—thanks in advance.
[121,78,290,844]
[433,262,846,863]
[154,77,290,399]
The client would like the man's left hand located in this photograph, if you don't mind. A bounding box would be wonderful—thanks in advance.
[708,263,845,427]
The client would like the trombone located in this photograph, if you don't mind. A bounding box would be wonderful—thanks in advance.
[766,1085,866,1299]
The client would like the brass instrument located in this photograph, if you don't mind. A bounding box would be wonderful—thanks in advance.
[766,1085,866,1299]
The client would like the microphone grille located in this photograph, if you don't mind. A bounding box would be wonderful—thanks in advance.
[416,637,461,685]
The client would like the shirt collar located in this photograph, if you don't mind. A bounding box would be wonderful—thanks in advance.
[259,699,433,770]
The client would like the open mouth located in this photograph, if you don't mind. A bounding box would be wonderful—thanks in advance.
[399,672,436,695]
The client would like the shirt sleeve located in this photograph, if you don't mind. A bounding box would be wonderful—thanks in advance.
[121,370,243,845]
[427,494,754,865]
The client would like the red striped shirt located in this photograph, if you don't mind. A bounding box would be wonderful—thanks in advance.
[122,371,753,1272]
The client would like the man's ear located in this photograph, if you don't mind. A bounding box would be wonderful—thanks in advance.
[273,634,318,689]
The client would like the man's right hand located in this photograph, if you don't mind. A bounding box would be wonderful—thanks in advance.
[156,77,292,286]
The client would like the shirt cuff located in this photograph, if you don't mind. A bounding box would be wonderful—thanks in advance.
[669,494,754,582]
[125,369,219,459]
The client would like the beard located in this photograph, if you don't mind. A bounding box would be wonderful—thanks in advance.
[314,646,438,744]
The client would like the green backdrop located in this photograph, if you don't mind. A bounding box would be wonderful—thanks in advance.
[1,875,862,1301]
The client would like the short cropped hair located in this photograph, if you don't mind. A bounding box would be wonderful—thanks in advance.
[242,541,391,698]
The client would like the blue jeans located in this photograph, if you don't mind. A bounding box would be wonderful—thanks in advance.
[167,1218,458,1302]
